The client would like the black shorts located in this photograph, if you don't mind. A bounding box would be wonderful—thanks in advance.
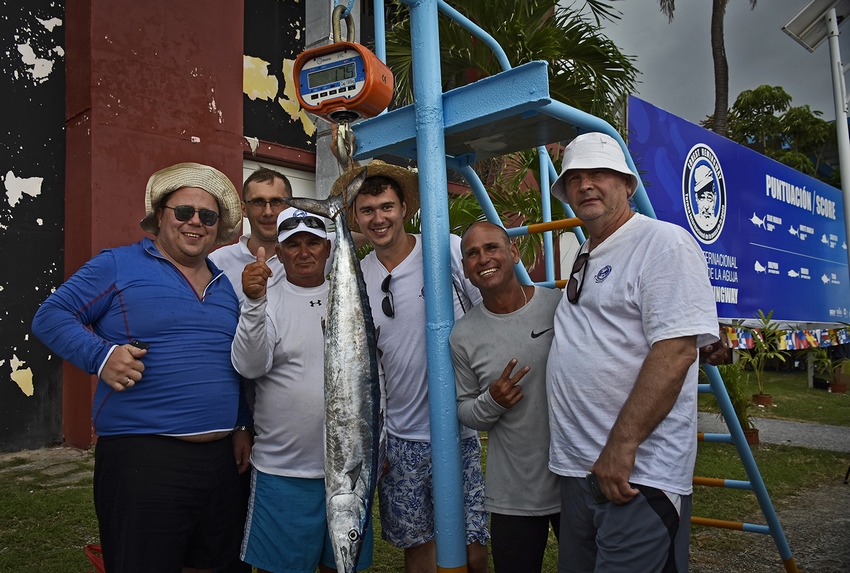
[490,512,560,573]
[94,434,246,573]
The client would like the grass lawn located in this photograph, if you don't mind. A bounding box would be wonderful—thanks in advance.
[1,369,847,572]
[699,369,850,427]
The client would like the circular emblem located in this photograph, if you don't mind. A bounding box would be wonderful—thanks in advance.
[682,144,726,244]
[595,265,611,283]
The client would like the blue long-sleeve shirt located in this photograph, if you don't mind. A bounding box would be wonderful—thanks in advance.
[32,238,248,436]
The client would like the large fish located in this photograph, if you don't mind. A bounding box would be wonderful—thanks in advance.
[283,169,381,573]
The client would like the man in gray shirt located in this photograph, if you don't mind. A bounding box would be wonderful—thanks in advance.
[450,222,561,573]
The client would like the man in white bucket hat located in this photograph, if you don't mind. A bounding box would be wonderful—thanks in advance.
[33,162,251,572]
[546,133,718,572]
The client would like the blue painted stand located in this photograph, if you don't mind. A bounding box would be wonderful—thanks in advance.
[355,1,798,570]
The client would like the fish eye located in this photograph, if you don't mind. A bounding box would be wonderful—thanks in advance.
[347,529,359,542]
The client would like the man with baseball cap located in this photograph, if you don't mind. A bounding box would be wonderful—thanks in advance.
[231,207,374,572]
[545,133,718,572]
[32,162,251,572]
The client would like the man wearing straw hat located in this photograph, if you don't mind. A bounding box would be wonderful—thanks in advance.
[32,162,251,573]
[333,162,490,573]
[545,133,718,573]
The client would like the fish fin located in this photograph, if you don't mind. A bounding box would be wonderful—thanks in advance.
[346,461,363,489]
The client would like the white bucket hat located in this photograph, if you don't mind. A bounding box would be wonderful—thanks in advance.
[276,207,329,243]
[551,132,639,203]
[140,162,242,245]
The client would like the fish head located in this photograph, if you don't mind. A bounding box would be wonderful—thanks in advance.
[327,492,368,573]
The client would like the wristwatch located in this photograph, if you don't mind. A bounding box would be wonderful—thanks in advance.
[233,425,253,433]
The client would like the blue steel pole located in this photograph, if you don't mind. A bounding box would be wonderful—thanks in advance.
[703,365,794,562]
[404,0,468,569]
[537,146,555,282]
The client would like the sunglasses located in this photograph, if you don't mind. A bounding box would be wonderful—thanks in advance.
[566,252,590,305]
[381,274,394,318]
[163,205,219,227]
[277,215,326,234]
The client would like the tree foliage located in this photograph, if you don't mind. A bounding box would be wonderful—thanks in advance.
[723,85,835,180]
[384,0,639,126]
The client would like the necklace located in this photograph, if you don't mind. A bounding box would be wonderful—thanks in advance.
[520,285,528,308]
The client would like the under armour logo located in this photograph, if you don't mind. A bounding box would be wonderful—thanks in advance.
[310,300,322,307]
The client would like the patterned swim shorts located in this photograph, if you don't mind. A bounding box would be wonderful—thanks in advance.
[377,434,489,548]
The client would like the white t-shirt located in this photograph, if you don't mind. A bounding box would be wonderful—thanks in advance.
[360,234,482,441]
[546,214,718,495]
[230,279,328,478]
[209,235,286,305]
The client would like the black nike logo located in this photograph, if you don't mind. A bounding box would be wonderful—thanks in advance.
[531,328,553,339]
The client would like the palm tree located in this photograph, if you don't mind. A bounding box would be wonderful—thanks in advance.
[385,0,638,126]
[381,0,638,269]
[658,0,758,135]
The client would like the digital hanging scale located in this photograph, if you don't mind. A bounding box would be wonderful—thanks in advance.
[294,41,394,123]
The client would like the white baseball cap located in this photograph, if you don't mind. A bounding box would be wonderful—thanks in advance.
[551,132,639,203]
[276,207,328,243]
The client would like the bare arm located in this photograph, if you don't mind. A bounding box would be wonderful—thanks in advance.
[591,335,697,504]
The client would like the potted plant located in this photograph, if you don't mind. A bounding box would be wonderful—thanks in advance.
[738,309,788,407]
[811,345,849,394]
[711,362,759,445]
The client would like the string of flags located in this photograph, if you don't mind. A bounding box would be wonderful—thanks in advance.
[722,326,850,351]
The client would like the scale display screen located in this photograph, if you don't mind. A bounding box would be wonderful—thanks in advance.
[294,41,393,122]
[307,62,356,89]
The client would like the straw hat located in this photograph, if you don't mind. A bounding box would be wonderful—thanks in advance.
[330,160,420,231]
[550,133,639,203]
[140,162,242,245]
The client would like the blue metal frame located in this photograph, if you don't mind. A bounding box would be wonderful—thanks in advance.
[699,366,796,567]
[361,1,797,570]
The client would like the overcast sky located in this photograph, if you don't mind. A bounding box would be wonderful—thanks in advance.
[595,0,850,124]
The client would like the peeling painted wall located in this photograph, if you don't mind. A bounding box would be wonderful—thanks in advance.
[244,0,315,149]
[0,1,66,452]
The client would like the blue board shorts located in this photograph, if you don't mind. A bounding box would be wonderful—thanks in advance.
[241,468,374,573]
[378,434,489,548]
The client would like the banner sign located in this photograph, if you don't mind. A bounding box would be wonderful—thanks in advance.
[627,96,849,324]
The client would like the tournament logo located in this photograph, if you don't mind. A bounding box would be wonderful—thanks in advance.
[682,144,726,244]
[595,265,611,283]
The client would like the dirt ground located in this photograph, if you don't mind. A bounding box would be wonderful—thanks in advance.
[689,481,850,573]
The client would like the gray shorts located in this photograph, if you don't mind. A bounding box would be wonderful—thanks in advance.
[558,476,691,573]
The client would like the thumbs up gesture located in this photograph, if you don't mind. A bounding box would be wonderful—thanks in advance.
[242,246,274,299]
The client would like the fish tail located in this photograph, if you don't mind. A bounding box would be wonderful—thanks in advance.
[284,195,343,220]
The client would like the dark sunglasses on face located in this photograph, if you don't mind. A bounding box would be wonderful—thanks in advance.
[566,252,590,305]
[277,215,326,234]
[163,205,219,227]
[245,198,288,210]
[381,274,394,318]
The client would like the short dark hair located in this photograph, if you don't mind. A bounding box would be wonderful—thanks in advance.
[361,175,404,205]
[243,167,292,198]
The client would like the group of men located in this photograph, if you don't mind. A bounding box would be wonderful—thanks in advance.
[33,132,719,573]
